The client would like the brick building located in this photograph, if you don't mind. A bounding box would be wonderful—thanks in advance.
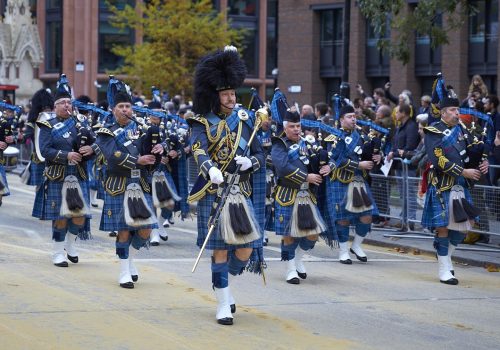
[278,0,499,106]
[1,0,497,106]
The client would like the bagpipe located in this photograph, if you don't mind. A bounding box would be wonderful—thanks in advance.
[72,100,112,129]
[355,119,390,161]
[432,73,492,170]
[70,108,95,162]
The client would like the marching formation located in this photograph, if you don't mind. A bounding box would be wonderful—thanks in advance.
[0,46,490,325]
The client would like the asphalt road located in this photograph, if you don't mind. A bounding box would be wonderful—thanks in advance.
[1,174,499,350]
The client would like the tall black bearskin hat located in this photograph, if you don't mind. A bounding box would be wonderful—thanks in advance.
[193,45,247,115]
[28,88,54,122]
[54,74,72,103]
[107,75,132,108]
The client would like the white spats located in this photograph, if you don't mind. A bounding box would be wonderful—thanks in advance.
[438,255,458,285]
[339,242,352,264]
[52,241,68,267]
[119,258,134,288]
[64,234,78,260]
[286,258,300,284]
[214,287,233,325]
[295,249,307,278]
[350,234,367,262]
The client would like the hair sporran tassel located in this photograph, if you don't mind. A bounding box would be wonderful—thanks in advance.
[134,194,152,219]
[460,198,481,219]
[452,198,468,223]
[360,187,372,207]
[128,197,138,218]
[297,197,317,230]
[352,187,364,208]
[236,202,253,235]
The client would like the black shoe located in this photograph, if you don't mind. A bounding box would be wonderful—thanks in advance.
[297,271,307,279]
[350,248,368,263]
[340,258,352,265]
[131,275,138,282]
[217,317,233,325]
[230,304,236,314]
[109,231,117,237]
[150,241,159,246]
[54,261,69,267]
[168,218,174,225]
[67,254,79,264]
[286,277,300,284]
[440,278,458,285]
[160,235,168,241]
[409,223,415,231]
[163,223,170,228]
[120,282,134,289]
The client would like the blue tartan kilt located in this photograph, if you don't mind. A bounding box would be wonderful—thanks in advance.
[317,181,338,246]
[0,165,10,197]
[173,156,190,214]
[326,178,378,222]
[421,180,473,229]
[251,166,266,232]
[196,192,262,250]
[87,159,98,190]
[99,178,158,232]
[27,161,45,187]
[32,169,91,221]
[264,203,275,231]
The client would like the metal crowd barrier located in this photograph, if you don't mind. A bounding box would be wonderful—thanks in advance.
[371,159,500,252]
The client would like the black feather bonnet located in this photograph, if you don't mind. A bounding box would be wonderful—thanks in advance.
[193,46,247,115]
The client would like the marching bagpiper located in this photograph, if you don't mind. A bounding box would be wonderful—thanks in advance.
[327,105,380,264]
[0,104,16,206]
[422,75,486,285]
[95,77,161,289]
[32,74,95,267]
[188,46,266,325]
[271,109,331,284]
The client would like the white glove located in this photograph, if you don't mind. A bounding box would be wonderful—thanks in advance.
[235,155,252,171]
[208,167,224,185]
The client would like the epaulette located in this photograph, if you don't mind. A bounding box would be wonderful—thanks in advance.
[96,127,114,137]
[186,114,208,127]
[423,126,442,134]
[271,135,287,146]
[35,120,52,129]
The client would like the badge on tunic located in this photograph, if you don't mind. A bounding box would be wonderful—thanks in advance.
[63,132,70,139]
[238,109,249,121]
[114,151,122,158]
[279,214,284,223]
[107,209,112,218]
[345,136,352,145]
[443,129,451,136]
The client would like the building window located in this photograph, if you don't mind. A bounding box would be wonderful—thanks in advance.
[266,0,277,77]
[98,1,135,73]
[469,0,498,75]
[229,2,259,77]
[46,0,61,9]
[365,20,390,77]
[319,8,343,78]
[415,14,442,77]
[228,0,256,17]
[45,1,62,73]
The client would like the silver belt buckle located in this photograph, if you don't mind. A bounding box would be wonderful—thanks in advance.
[131,169,140,179]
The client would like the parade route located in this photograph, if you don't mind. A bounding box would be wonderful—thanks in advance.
[1,174,500,350]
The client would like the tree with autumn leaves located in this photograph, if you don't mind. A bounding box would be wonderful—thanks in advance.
[108,0,242,100]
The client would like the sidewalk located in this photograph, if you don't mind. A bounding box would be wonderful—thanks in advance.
[366,226,500,269]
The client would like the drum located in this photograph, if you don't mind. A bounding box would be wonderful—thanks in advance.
[3,146,19,171]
